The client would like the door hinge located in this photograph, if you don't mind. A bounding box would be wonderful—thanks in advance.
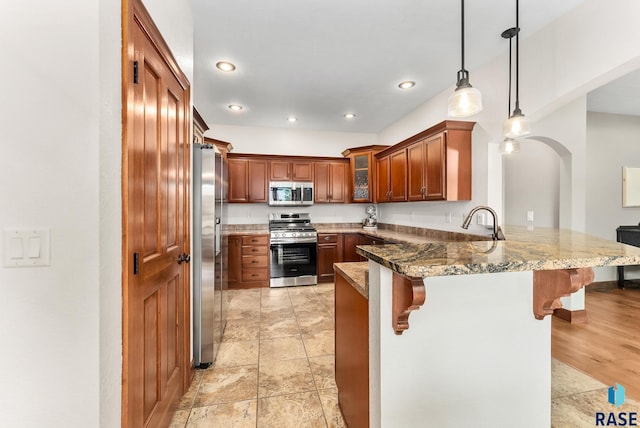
[133,61,139,84]
[133,252,139,275]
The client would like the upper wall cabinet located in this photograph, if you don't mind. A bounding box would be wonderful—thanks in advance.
[342,145,389,203]
[376,150,407,202]
[227,155,268,203]
[376,120,474,202]
[269,160,313,181]
[314,160,350,203]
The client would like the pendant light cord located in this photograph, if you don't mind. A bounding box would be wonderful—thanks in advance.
[461,0,465,72]
[508,37,512,117]
[515,0,520,112]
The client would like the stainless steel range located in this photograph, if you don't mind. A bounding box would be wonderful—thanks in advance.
[269,213,318,287]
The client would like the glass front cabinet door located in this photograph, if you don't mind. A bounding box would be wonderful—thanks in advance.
[342,145,389,203]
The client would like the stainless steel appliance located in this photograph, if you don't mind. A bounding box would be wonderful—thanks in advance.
[268,181,314,206]
[193,143,227,368]
[269,213,318,287]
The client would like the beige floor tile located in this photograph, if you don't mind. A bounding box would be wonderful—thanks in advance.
[260,317,300,339]
[551,359,606,399]
[226,307,262,321]
[309,355,337,390]
[260,335,307,362]
[222,319,260,342]
[177,370,205,410]
[257,391,327,428]
[169,409,190,428]
[296,311,335,335]
[214,340,259,367]
[258,358,316,398]
[302,330,335,357]
[186,400,257,428]
[195,365,258,406]
[261,287,289,298]
[317,388,347,428]
[260,305,295,318]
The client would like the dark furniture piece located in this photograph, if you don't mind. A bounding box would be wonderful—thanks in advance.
[616,225,640,288]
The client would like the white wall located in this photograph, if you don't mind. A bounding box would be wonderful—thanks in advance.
[587,112,640,281]
[504,141,560,227]
[0,1,193,427]
[209,124,378,224]
[0,2,100,426]
[209,124,376,158]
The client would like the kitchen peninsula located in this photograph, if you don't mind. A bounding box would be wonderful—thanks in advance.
[335,226,640,428]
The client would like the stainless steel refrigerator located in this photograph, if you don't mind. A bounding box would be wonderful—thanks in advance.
[193,143,227,368]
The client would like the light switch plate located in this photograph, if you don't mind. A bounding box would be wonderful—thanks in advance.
[3,229,50,267]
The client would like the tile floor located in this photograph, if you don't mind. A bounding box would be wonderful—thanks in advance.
[170,283,640,427]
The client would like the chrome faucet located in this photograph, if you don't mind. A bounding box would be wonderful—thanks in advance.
[461,205,505,241]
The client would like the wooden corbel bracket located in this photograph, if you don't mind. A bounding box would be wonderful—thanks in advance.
[392,272,426,335]
[532,267,594,320]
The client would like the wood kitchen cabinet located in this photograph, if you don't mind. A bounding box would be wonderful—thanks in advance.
[343,233,365,262]
[227,156,268,203]
[317,233,342,282]
[342,145,389,203]
[380,120,474,203]
[335,268,369,428]
[269,160,313,181]
[376,149,407,202]
[343,233,391,262]
[228,234,269,288]
[314,161,349,203]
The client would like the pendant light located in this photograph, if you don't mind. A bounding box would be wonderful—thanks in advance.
[448,0,483,117]
[503,0,531,138]
[499,27,520,155]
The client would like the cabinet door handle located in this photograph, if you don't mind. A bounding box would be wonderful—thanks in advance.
[252,260,259,263]
[324,236,331,241]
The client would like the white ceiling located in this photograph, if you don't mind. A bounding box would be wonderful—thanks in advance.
[189,0,588,133]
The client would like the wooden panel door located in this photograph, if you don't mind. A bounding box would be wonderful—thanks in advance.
[124,1,190,426]
[227,236,241,287]
[375,155,390,202]
[269,160,291,181]
[389,149,407,202]
[227,159,249,202]
[247,159,268,202]
[292,161,313,181]
[407,141,426,201]
[314,162,331,202]
[342,233,364,262]
[329,162,348,203]
[425,134,446,200]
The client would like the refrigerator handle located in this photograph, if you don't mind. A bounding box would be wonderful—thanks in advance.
[215,217,221,256]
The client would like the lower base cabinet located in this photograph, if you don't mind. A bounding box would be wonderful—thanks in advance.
[228,234,270,288]
[335,271,369,428]
[317,233,342,283]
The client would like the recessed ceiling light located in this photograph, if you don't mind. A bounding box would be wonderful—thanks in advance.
[287,116,297,122]
[344,113,356,119]
[216,61,236,72]
[398,80,415,89]
[228,104,243,111]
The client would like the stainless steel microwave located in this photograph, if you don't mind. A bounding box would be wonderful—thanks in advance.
[268,181,314,206]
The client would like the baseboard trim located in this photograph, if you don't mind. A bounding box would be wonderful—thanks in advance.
[553,308,588,324]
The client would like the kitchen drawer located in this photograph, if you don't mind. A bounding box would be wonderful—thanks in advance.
[242,268,268,282]
[318,233,339,244]
[242,235,268,246]
[242,245,268,256]
[242,255,269,268]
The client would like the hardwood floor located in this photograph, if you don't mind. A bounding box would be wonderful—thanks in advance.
[552,281,640,400]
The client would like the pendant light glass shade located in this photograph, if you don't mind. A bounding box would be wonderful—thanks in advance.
[503,109,531,139]
[448,83,483,117]
[498,137,520,155]
[448,0,483,118]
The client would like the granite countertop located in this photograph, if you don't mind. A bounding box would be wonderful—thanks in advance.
[356,226,640,278]
[334,262,369,299]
